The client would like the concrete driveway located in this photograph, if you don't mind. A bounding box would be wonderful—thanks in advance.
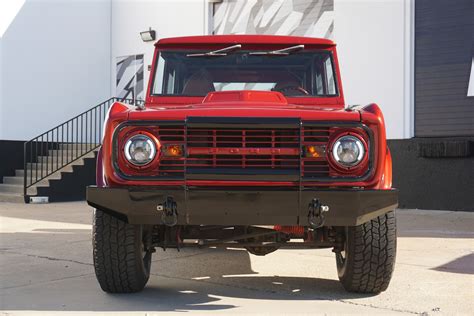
[0,202,473,315]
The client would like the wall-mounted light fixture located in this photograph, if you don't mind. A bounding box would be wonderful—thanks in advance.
[140,27,156,42]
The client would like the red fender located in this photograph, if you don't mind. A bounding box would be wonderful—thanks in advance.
[380,146,393,189]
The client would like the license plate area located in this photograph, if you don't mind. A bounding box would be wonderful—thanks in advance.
[186,189,299,225]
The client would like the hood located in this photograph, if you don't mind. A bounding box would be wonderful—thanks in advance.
[128,103,360,122]
[129,91,359,122]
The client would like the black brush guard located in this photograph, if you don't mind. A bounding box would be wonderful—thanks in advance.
[88,117,398,227]
[87,186,398,227]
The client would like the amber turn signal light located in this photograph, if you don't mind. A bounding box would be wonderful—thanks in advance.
[163,144,184,157]
[304,145,325,158]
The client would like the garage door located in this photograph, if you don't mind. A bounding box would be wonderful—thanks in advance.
[415,0,474,137]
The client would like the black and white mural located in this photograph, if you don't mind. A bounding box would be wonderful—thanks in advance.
[116,54,144,100]
[213,0,334,39]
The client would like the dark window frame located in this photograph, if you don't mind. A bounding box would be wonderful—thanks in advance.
[150,49,340,98]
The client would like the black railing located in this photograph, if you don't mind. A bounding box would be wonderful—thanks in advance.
[23,97,144,199]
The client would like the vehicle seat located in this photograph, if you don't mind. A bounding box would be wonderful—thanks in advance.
[272,74,305,96]
[182,70,215,96]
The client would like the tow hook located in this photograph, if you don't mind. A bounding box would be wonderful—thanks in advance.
[157,197,178,226]
[308,198,330,228]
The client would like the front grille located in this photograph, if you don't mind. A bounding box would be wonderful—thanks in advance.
[186,128,300,170]
[116,121,370,182]
[147,125,185,177]
[301,126,331,178]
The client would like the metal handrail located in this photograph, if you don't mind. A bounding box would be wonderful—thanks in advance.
[23,97,144,199]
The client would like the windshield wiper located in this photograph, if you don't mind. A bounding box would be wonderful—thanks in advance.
[249,44,305,56]
[186,44,242,57]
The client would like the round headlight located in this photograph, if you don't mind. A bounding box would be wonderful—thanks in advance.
[332,135,365,167]
[124,134,156,166]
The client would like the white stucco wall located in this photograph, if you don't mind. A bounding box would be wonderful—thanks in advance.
[0,0,111,140]
[334,0,414,139]
[0,0,413,141]
[210,0,413,139]
[111,0,209,99]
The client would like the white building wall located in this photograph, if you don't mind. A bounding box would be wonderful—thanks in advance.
[0,0,413,141]
[111,0,209,98]
[211,0,413,139]
[334,0,413,139]
[0,0,111,140]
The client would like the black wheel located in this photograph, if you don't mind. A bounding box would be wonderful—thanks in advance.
[336,210,397,293]
[92,209,152,293]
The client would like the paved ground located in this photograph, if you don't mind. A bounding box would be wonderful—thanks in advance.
[0,202,473,315]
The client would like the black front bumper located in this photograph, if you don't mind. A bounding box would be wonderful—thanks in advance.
[87,186,398,227]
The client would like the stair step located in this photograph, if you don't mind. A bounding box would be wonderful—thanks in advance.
[35,150,96,164]
[25,152,97,173]
[59,144,100,150]
[0,183,24,194]
[17,169,64,178]
[6,175,60,186]
[26,163,80,172]
[15,169,25,177]
[37,156,85,164]
[21,170,71,187]
[48,149,98,156]
[3,146,98,203]
[3,176,24,185]
[0,192,25,203]
[0,183,49,195]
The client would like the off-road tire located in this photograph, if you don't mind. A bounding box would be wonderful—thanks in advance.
[336,210,396,293]
[92,209,152,293]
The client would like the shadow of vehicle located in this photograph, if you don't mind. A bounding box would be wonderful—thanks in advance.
[432,253,474,275]
[1,228,375,312]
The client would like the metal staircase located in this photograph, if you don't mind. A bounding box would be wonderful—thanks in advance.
[0,98,141,203]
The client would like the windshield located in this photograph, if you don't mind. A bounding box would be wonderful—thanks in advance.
[151,50,338,97]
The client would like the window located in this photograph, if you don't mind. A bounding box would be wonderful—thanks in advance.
[325,55,336,95]
[153,55,165,94]
[152,50,338,97]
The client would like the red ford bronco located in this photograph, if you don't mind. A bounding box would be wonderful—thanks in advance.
[87,35,398,294]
